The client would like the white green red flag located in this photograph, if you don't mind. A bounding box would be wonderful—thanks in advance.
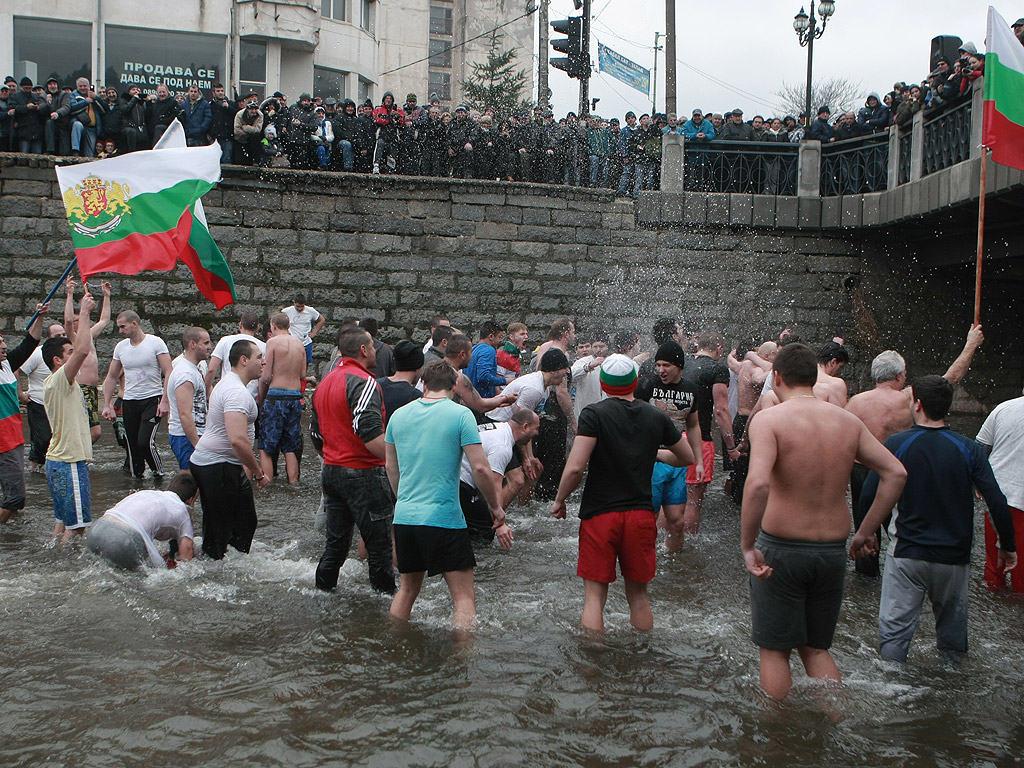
[983,7,1024,171]
[55,137,236,309]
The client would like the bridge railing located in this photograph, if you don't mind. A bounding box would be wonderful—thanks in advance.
[661,77,984,198]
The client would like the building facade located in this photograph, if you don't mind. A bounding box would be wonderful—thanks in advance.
[4,0,534,107]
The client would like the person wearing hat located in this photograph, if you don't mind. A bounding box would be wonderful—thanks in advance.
[0,83,12,152]
[681,108,714,142]
[256,312,308,485]
[633,341,704,552]
[551,353,694,631]
[377,340,424,423]
[807,105,835,143]
[7,76,51,154]
[855,92,890,135]
[447,103,476,178]
[1013,17,1024,44]
[371,91,407,174]
[42,76,71,154]
[719,107,754,141]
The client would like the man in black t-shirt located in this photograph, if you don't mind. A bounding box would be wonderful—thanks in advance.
[635,342,704,552]
[377,340,423,425]
[551,355,693,632]
[680,331,741,534]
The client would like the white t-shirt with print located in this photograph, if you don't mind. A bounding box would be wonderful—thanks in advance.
[283,306,320,346]
[166,357,208,438]
[105,489,195,568]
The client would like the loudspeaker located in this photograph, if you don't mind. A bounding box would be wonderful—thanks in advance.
[930,35,963,71]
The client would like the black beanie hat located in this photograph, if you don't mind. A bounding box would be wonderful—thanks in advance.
[393,340,425,371]
[540,348,570,372]
[655,341,687,370]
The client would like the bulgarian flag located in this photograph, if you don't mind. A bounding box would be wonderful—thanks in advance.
[55,131,236,309]
[983,7,1024,171]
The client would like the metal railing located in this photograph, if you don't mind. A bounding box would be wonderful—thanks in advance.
[819,133,890,195]
[923,99,973,176]
[682,140,799,195]
[898,131,913,185]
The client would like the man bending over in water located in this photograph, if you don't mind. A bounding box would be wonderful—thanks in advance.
[741,343,906,699]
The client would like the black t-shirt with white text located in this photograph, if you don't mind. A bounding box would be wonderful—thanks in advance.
[576,397,682,519]
[634,376,697,434]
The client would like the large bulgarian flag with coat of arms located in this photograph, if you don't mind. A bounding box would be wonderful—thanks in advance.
[55,125,236,309]
[983,6,1024,171]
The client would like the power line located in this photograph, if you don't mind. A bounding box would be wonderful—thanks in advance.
[379,7,538,76]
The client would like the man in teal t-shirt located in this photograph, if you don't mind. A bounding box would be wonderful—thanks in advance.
[385,360,512,629]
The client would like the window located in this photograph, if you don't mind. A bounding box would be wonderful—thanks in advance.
[429,6,452,35]
[14,17,92,88]
[428,71,451,101]
[314,66,347,100]
[357,77,373,105]
[238,39,267,99]
[104,26,225,97]
[321,0,346,21]
[429,39,452,68]
[360,0,374,32]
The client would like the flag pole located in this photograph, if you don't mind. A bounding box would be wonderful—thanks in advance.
[25,257,78,331]
[973,147,988,326]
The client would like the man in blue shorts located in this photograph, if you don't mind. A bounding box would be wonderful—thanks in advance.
[42,292,99,543]
[386,360,511,629]
[551,355,693,631]
[258,312,307,484]
[166,327,211,471]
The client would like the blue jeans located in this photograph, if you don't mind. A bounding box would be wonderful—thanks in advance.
[18,138,43,154]
[589,155,608,187]
[315,143,330,168]
[635,160,656,195]
[71,122,98,156]
[315,465,396,594]
[617,161,636,195]
[337,140,354,170]
[217,137,233,163]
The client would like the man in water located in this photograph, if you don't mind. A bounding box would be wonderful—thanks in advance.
[205,311,266,399]
[853,375,1016,663]
[386,360,511,629]
[258,312,307,484]
[166,327,211,472]
[727,340,777,503]
[741,343,906,699]
[63,278,111,444]
[283,293,324,370]
[551,355,694,631]
[88,474,199,569]
[845,325,984,576]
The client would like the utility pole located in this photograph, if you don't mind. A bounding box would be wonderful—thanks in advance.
[539,0,549,108]
[665,0,677,117]
[579,0,591,116]
[651,31,663,115]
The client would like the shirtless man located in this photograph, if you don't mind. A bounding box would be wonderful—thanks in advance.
[258,312,307,484]
[727,341,777,503]
[758,341,849,409]
[741,343,906,700]
[844,324,984,575]
[64,279,111,443]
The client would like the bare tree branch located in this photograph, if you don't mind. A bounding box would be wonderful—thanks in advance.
[775,77,864,118]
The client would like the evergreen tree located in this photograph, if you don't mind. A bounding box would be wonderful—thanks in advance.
[461,32,532,121]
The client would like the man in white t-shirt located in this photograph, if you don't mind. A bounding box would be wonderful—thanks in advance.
[205,311,266,400]
[189,338,268,559]
[570,334,608,419]
[167,327,212,471]
[87,474,199,569]
[17,322,65,472]
[977,389,1024,592]
[283,293,324,368]
[101,311,173,479]
[458,411,539,544]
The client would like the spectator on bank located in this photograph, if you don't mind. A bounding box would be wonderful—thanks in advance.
[856,93,891,134]
[8,77,50,154]
[834,111,860,140]
[119,86,149,153]
[233,101,264,165]
[208,84,235,162]
[720,108,755,140]
[330,98,358,171]
[616,111,640,196]
[311,106,334,170]
[587,114,614,187]
[179,84,212,147]
[101,87,122,145]
[372,91,406,175]
[896,86,925,128]
[43,77,71,155]
[807,106,836,143]
[146,84,181,145]
[59,77,106,157]
[447,104,475,179]
[663,113,685,136]
[682,108,715,142]
[0,84,11,152]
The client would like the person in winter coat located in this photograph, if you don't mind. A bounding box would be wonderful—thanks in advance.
[8,77,51,154]
[330,99,359,171]
[856,93,890,134]
[311,106,335,169]
[806,106,836,142]
[146,84,181,144]
[101,87,122,144]
[470,114,500,179]
[447,104,476,178]
[208,84,236,162]
[418,106,449,177]
[760,117,790,194]
[233,101,264,165]
[118,86,149,153]
[43,77,71,155]
[179,85,212,146]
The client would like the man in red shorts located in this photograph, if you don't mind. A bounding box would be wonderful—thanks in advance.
[551,354,694,631]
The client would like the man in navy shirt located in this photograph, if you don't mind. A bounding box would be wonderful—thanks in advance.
[854,375,1017,663]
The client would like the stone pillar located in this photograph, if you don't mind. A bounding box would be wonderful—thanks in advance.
[887,124,900,188]
[797,140,821,197]
[970,76,984,160]
[661,134,685,192]
[910,110,924,182]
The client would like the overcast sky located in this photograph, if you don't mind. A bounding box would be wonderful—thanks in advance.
[536,0,991,119]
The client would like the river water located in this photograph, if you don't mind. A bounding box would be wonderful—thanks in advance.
[2,416,1022,767]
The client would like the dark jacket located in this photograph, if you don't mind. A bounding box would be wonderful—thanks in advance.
[147,95,181,135]
[719,121,755,141]
[208,96,235,140]
[807,116,835,143]
[8,89,51,141]
[101,97,122,138]
[856,93,891,134]
[119,93,148,134]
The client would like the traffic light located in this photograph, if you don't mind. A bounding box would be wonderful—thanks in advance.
[550,17,589,79]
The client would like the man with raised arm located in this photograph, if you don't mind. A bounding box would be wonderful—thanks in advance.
[386,360,512,630]
[42,295,97,542]
[741,343,906,700]
[17,321,65,474]
[101,309,173,479]
[0,302,49,524]
[166,327,211,472]
[63,278,111,444]
[189,339,268,559]
[845,324,984,576]
[551,355,694,632]
[258,312,307,484]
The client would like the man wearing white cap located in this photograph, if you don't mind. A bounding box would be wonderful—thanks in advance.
[551,354,694,632]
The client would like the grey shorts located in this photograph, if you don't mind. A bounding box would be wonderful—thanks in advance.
[0,445,26,511]
[87,517,149,570]
[750,530,847,650]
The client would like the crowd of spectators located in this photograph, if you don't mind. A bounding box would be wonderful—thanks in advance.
[0,22,1013,198]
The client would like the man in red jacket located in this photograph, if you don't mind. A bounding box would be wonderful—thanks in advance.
[314,326,397,595]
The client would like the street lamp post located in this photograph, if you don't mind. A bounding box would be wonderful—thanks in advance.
[793,0,836,126]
